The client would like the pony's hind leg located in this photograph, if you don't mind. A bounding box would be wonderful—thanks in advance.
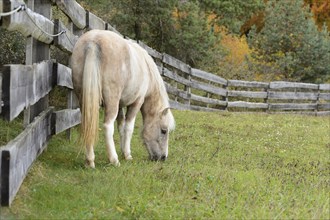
[117,108,126,157]
[104,107,120,166]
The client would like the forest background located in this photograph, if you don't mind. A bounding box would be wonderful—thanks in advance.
[1,0,329,83]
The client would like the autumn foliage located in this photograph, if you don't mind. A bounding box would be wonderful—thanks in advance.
[1,0,329,83]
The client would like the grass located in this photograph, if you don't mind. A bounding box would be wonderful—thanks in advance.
[0,110,329,219]
[0,113,24,146]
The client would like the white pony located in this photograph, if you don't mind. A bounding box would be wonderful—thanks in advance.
[71,30,175,167]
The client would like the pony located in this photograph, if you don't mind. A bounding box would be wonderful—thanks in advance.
[70,30,175,168]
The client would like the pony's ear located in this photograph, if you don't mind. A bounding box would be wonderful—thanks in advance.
[161,107,170,117]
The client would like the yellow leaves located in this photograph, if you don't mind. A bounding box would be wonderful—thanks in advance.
[220,31,251,65]
[207,14,222,33]
[308,0,330,30]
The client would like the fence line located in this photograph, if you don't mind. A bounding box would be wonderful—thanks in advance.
[138,41,330,115]
[0,0,329,206]
[0,0,83,206]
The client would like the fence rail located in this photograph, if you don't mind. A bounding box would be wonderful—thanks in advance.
[138,43,330,114]
[0,0,329,207]
[156,54,330,114]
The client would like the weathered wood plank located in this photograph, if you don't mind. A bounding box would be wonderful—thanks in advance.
[191,79,227,97]
[55,63,73,89]
[169,100,190,111]
[169,100,219,112]
[190,104,221,112]
[52,109,81,134]
[269,81,318,90]
[318,103,330,110]
[157,65,163,75]
[54,19,78,53]
[0,75,2,114]
[227,101,268,109]
[319,84,330,91]
[163,53,190,74]
[165,81,226,106]
[268,91,319,100]
[319,93,330,101]
[52,0,86,29]
[163,68,227,97]
[105,23,122,36]
[1,60,55,121]
[139,41,163,60]
[1,0,54,44]
[87,11,105,30]
[228,90,268,99]
[228,80,269,89]
[22,0,51,126]
[163,67,190,86]
[316,111,330,116]
[164,82,190,100]
[269,103,317,110]
[0,108,53,206]
[191,94,227,106]
[191,68,227,86]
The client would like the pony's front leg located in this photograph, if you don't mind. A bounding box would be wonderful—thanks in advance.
[121,116,136,160]
[121,102,142,160]
[104,118,120,167]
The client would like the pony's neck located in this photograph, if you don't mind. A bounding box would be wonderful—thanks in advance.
[140,50,169,121]
[141,85,166,119]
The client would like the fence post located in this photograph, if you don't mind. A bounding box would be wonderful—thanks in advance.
[23,0,51,127]
[316,84,320,115]
[223,81,228,111]
[0,75,2,115]
[206,81,211,109]
[264,84,269,113]
[185,66,191,107]
[64,21,80,140]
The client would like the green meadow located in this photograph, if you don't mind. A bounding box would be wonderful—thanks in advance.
[0,110,329,219]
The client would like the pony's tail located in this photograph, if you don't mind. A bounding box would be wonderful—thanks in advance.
[80,43,102,148]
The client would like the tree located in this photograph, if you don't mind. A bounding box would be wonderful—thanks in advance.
[305,0,330,30]
[83,0,178,52]
[168,1,224,68]
[79,0,225,70]
[247,0,330,83]
[199,0,265,35]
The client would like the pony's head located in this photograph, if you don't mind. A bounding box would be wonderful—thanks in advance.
[142,108,175,161]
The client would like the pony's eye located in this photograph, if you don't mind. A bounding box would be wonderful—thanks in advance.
[161,129,167,135]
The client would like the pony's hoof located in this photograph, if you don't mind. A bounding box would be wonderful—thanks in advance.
[110,159,120,167]
[85,160,95,169]
[125,155,133,161]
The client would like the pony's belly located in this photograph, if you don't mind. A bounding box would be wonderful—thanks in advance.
[119,97,134,107]
[119,79,148,107]
[119,92,140,107]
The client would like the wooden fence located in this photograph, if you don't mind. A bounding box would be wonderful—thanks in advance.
[0,0,329,207]
[138,44,330,114]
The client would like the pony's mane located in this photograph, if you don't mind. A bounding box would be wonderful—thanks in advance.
[141,48,175,131]
[146,56,170,108]
[131,41,170,109]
